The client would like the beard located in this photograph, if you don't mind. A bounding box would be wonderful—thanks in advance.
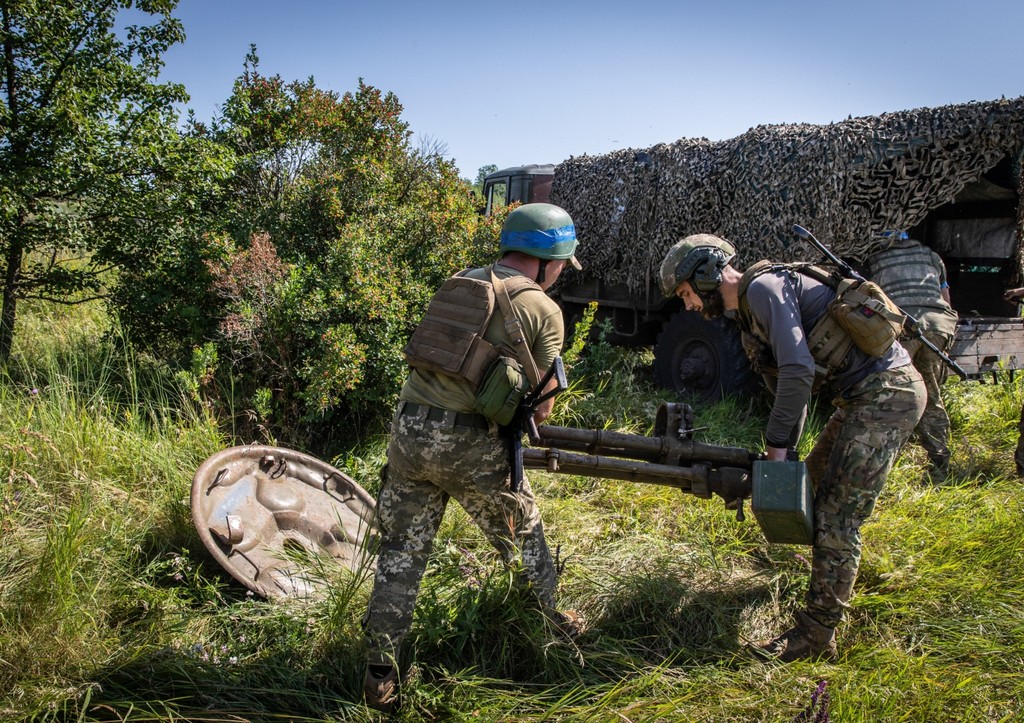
[699,288,726,320]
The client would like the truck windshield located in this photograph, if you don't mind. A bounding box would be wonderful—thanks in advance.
[484,178,508,216]
[484,174,536,215]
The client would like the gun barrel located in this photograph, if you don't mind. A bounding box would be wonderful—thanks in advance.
[522,447,751,500]
[534,424,755,468]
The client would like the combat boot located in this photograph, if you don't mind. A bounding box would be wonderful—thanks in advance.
[547,608,587,639]
[363,664,400,713]
[749,611,837,663]
[927,455,950,485]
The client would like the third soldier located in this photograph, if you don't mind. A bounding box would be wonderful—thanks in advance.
[865,233,958,484]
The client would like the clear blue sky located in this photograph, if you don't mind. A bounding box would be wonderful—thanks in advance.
[156,0,1024,181]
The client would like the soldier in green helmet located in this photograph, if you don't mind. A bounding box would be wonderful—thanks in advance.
[362,203,583,713]
[658,233,926,663]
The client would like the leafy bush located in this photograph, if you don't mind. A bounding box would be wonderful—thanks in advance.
[118,51,507,454]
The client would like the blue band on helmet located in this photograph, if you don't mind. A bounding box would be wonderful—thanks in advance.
[500,224,577,249]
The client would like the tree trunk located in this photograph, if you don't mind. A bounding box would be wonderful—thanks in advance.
[0,228,23,364]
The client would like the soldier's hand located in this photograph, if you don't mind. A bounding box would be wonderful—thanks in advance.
[765,445,788,462]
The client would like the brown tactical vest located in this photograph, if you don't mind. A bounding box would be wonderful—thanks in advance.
[737,261,905,386]
[402,266,541,389]
[736,262,854,386]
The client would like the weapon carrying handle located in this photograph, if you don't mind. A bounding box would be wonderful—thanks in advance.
[526,357,568,408]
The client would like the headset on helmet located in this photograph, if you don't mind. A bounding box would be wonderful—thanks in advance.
[500,203,581,270]
[658,234,736,297]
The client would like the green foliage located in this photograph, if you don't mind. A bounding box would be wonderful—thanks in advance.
[553,315,669,432]
[122,50,510,453]
[0,0,230,361]
[472,163,498,196]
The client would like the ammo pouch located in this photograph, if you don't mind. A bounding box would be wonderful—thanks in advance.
[474,351,531,426]
[828,279,906,357]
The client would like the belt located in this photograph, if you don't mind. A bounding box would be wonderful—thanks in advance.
[400,402,489,430]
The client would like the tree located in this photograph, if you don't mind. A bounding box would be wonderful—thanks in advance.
[473,164,498,195]
[134,52,504,451]
[0,0,224,362]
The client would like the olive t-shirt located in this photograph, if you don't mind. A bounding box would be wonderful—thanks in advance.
[400,263,564,413]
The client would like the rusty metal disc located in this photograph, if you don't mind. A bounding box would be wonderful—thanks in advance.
[191,445,377,599]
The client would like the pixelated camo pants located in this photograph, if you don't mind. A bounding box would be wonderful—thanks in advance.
[363,408,558,662]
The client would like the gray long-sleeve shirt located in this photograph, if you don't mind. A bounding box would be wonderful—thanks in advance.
[744,268,911,448]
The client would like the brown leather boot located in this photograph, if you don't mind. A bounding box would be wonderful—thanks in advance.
[363,664,400,713]
[749,611,837,662]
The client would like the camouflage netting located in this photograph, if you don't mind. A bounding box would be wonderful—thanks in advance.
[551,96,1024,297]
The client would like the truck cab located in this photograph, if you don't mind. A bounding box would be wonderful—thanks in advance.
[482,164,555,215]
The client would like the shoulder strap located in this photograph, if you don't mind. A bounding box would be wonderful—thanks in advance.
[792,263,841,289]
[501,274,543,298]
[737,261,787,335]
[490,267,541,387]
[738,260,783,300]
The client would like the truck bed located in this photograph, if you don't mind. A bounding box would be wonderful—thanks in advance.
[950,317,1024,375]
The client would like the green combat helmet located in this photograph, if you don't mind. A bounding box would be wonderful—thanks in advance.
[658,233,736,297]
[500,203,582,270]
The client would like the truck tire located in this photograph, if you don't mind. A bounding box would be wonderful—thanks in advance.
[653,311,755,404]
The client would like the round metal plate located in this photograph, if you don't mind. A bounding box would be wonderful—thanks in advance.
[191,445,377,599]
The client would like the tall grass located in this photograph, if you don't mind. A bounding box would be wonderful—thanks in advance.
[2,302,1023,721]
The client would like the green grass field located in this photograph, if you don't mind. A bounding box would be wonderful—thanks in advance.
[1,300,1022,722]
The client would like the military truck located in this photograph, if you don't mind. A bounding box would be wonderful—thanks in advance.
[483,97,1024,402]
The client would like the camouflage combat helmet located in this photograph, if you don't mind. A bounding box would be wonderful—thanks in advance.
[500,203,582,269]
[658,233,736,297]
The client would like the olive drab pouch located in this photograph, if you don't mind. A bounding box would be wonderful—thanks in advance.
[472,270,542,426]
[828,279,906,357]
[473,351,532,426]
[403,266,542,424]
[403,273,500,387]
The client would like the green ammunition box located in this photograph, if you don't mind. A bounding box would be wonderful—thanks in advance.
[751,460,814,545]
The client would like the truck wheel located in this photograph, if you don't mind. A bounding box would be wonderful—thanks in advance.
[653,311,754,403]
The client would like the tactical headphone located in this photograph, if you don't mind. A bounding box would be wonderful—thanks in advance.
[678,246,731,294]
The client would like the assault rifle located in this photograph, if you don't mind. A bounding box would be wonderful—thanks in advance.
[506,357,568,493]
[791,224,968,380]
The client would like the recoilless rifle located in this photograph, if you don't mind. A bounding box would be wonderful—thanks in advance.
[508,358,815,545]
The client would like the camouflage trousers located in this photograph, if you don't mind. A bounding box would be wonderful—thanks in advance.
[363,403,558,664]
[801,365,926,628]
[902,330,954,472]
